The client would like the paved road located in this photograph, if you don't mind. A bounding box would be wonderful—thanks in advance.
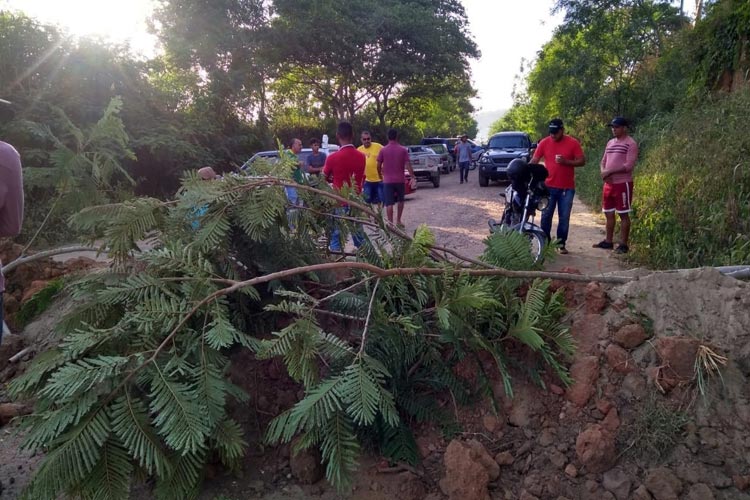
[400,168,626,275]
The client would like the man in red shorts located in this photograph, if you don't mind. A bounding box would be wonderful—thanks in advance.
[593,116,639,254]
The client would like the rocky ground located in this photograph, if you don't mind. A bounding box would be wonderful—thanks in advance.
[1,168,749,499]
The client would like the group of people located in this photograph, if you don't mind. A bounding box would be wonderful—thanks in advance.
[531,116,638,255]
[284,122,417,252]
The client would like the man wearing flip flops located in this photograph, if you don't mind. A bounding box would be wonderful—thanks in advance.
[593,116,639,255]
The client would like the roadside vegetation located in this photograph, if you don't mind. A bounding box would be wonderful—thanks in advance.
[492,0,750,269]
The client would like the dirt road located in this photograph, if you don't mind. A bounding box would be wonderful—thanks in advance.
[401,168,626,275]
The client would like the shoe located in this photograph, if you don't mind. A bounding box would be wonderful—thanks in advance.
[558,245,569,255]
[460,181,463,184]
[615,244,629,254]
[592,240,614,249]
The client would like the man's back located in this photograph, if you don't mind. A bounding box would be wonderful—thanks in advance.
[378,142,408,183]
[323,145,365,191]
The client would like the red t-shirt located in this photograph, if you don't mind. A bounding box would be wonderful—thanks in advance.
[322,144,365,193]
[532,135,584,190]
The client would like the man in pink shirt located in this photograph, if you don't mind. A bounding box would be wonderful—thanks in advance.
[593,116,638,254]
[376,129,415,227]
[0,139,25,344]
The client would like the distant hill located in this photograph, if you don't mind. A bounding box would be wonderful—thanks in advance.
[474,108,507,143]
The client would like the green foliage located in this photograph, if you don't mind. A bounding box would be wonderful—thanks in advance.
[10,172,574,497]
[621,396,689,461]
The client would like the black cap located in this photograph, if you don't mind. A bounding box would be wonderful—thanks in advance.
[610,116,629,127]
[548,118,564,133]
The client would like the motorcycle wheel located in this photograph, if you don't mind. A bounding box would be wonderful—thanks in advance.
[526,231,546,263]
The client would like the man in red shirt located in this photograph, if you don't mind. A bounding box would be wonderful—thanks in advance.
[0,140,24,344]
[531,118,586,254]
[322,121,366,252]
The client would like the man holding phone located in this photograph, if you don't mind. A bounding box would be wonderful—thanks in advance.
[531,118,585,254]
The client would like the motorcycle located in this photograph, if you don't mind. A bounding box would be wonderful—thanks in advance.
[488,160,550,262]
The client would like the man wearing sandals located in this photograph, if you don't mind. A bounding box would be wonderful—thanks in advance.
[531,118,586,254]
[593,116,638,255]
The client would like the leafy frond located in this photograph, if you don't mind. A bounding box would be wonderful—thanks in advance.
[320,412,360,492]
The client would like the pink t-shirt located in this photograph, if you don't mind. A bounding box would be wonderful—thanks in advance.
[0,141,24,292]
[377,141,409,184]
[600,136,638,185]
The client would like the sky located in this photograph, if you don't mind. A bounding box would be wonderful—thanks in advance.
[2,0,567,114]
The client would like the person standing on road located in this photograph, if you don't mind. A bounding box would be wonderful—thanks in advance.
[283,138,305,231]
[531,118,586,254]
[593,116,638,254]
[357,131,384,206]
[0,140,24,344]
[323,122,366,252]
[304,137,327,176]
[455,134,473,184]
[377,128,416,227]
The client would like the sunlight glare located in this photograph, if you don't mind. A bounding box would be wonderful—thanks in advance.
[1,0,158,56]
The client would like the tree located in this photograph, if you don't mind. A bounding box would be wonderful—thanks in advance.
[266,0,479,126]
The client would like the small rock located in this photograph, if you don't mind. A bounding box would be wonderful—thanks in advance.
[584,282,608,313]
[0,402,31,425]
[654,337,700,381]
[601,408,621,432]
[575,424,616,473]
[549,383,565,395]
[439,439,498,500]
[482,414,499,433]
[605,343,634,373]
[564,463,578,478]
[685,483,714,500]
[523,474,544,496]
[566,356,600,407]
[613,323,648,348]
[289,438,325,484]
[596,399,614,415]
[602,468,632,500]
[549,450,567,469]
[495,451,514,466]
[631,484,652,500]
[519,491,539,500]
[644,467,683,500]
[733,475,750,491]
[538,428,556,447]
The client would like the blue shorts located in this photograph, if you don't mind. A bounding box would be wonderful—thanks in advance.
[363,181,384,204]
[383,182,406,206]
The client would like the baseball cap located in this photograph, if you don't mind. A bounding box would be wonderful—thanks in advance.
[610,116,629,127]
[548,118,564,134]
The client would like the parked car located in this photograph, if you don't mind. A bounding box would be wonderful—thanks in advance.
[423,143,455,173]
[407,145,441,188]
[476,132,537,187]
[242,145,340,171]
[420,137,483,166]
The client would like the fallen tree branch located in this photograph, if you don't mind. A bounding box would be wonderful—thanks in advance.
[2,246,105,274]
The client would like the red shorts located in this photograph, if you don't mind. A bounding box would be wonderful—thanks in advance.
[602,181,633,213]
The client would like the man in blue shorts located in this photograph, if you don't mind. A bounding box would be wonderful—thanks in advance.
[358,130,383,206]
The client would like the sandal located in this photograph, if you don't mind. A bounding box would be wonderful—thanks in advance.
[592,240,614,249]
[558,245,569,255]
[614,244,629,254]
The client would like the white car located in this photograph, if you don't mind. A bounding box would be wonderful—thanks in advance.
[407,145,441,188]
